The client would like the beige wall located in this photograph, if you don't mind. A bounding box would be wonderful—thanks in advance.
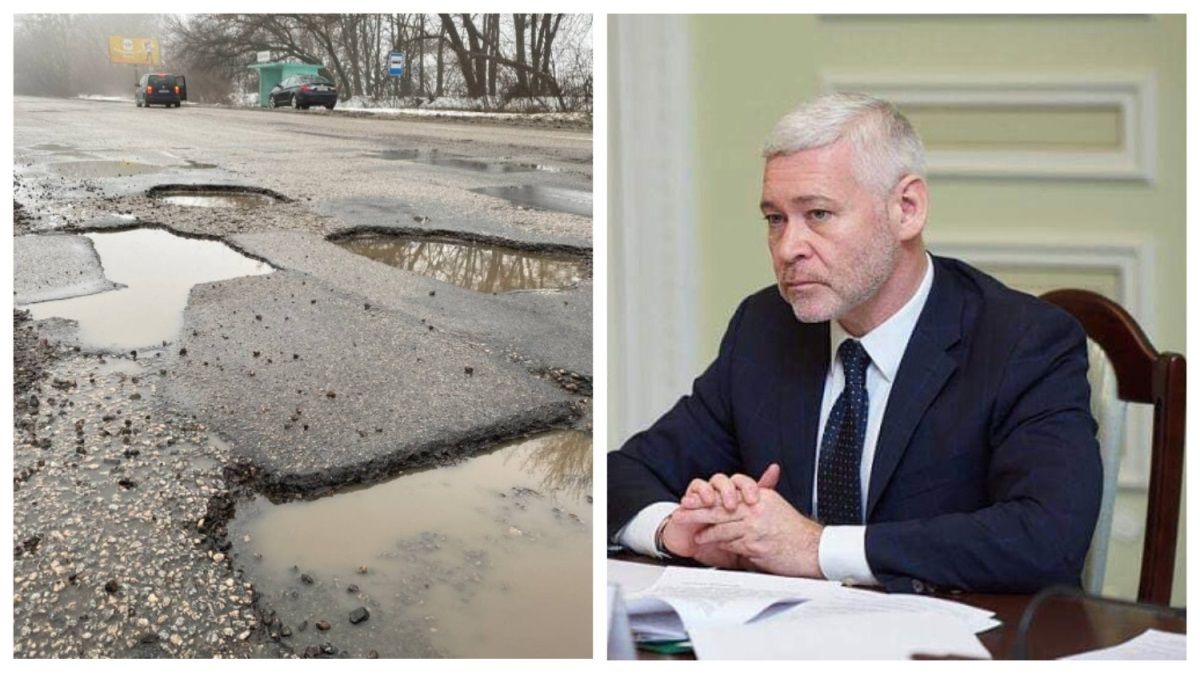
[611,14,1185,606]
[688,14,1186,606]
[691,15,1185,355]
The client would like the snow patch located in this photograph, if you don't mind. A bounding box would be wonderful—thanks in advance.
[76,95,131,103]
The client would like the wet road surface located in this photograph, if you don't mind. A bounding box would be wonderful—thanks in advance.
[229,431,592,658]
[12,96,593,658]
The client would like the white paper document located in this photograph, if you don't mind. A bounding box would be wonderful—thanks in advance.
[607,559,665,595]
[1063,629,1186,660]
[607,559,1002,658]
[773,587,1001,634]
[690,611,993,660]
[626,563,846,629]
[626,610,689,642]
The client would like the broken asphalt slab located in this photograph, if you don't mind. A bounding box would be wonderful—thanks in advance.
[14,234,121,304]
[162,270,578,496]
[315,196,591,251]
[229,230,592,378]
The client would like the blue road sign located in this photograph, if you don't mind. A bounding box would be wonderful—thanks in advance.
[388,52,405,77]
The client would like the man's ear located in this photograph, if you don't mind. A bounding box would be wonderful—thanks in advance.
[890,174,928,242]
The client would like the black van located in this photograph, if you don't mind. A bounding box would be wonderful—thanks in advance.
[136,73,188,108]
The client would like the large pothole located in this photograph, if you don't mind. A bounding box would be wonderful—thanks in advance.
[227,430,592,658]
[148,184,291,208]
[21,228,272,351]
[334,234,589,293]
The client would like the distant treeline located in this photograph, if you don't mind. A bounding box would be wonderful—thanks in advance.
[14,14,592,111]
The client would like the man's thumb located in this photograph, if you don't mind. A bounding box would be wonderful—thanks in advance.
[757,463,781,490]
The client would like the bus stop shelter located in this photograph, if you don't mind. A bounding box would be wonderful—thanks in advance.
[247,62,324,107]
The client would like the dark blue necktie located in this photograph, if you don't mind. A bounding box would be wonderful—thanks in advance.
[817,339,871,526]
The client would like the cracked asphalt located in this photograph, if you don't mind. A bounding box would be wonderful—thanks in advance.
[12,95,592,658]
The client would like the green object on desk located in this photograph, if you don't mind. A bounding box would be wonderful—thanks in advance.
[638,640,693,655]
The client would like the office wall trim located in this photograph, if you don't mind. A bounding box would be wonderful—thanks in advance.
[820,71,1158,182]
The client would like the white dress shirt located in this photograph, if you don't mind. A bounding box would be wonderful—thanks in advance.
[617,254,935,586]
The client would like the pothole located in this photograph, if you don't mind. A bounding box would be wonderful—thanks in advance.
[371,149,550,174]
[227,430,592,658]
[22,228,272,351]
[159,192,276,208]
[470,185,591,217]
[335,234,589,293]
[52,160,162,178]
[148,184,290,207]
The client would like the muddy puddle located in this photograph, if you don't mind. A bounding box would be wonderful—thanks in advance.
[156,191,275,208]
[52,160,162,178]
[336,235,587,293]
[228,431,592,658]
[374,149,548,174]
[24,228,272,350]
[470,185,592,217]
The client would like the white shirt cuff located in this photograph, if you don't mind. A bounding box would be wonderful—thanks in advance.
[818,525,879,586]
[615,502,679,558]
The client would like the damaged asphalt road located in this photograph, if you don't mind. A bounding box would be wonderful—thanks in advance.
[13,95,592,658]
[165,270,580,496]
[14,234,121,305]
[229,230,592,379]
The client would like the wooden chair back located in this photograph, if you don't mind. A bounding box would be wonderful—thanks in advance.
[1040,289,1185,606]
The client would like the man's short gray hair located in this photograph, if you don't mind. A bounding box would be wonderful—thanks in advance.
[762,92,926,197]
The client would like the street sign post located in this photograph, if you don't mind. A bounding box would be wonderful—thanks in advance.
[388,52,405,77]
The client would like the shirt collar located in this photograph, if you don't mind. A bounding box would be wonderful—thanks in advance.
[829,253,935,383]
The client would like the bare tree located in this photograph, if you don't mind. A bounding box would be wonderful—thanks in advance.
[164,13,590,108]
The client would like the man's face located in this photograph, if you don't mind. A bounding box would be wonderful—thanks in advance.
[760,139,899,324]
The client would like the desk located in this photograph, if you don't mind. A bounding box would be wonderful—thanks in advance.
[612,554,1185,660]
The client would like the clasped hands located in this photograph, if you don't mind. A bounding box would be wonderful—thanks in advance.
[660,464,825,578]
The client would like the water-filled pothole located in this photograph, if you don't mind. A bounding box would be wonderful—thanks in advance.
[335,235,588,293]
[22,228,272,350]
[52,160,162,178]
[148,184,289,207]
[470,185,591,217]
[157,192,276,208]
[228,430,592,658]
[372,149,548,174]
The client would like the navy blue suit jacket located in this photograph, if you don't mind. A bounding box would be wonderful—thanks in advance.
[609,256,1102,594]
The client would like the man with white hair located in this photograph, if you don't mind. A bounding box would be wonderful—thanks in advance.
[608,93,1102,593]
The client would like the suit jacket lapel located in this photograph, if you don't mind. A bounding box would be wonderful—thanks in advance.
[866,261,963,519]
[779,321,829,517]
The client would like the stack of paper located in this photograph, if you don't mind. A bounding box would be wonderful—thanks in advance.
[610,561,846,642]
[607,560,999,659]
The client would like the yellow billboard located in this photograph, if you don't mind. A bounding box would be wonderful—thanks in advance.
[108,36,160,65]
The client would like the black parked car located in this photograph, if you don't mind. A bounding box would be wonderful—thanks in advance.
[268,75,338,110]
[136,73,187,108]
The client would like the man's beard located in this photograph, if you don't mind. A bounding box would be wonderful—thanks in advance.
[781,223,898,325]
